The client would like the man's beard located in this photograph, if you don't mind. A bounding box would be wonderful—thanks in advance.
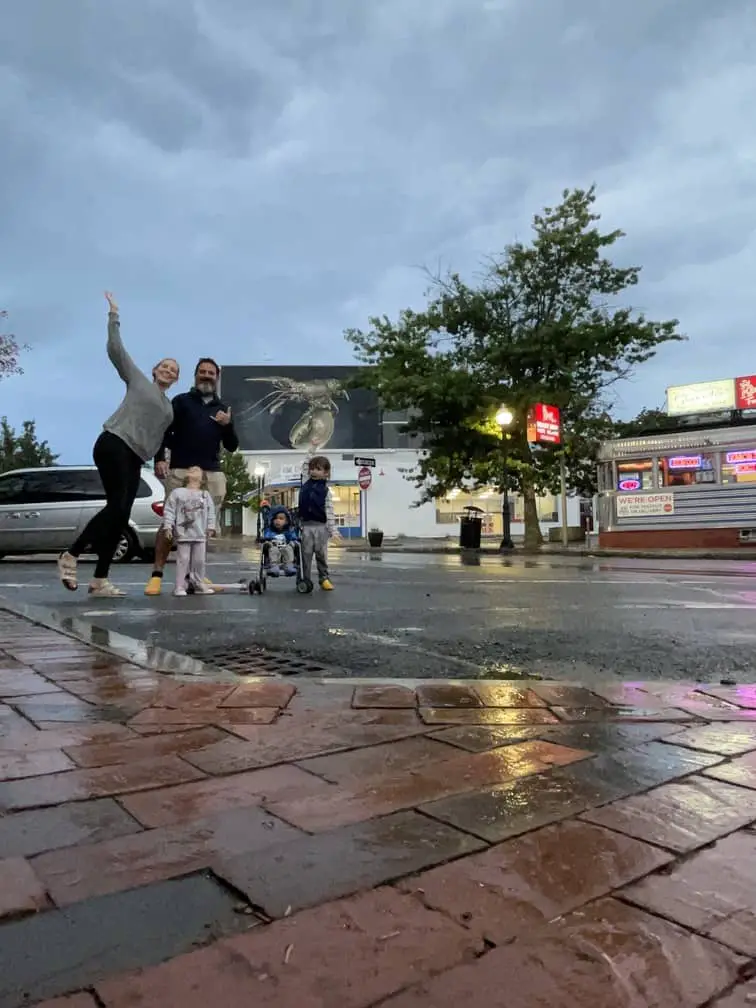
[196,380,215,395]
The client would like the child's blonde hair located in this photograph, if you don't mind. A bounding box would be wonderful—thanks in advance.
[183,466,203,487]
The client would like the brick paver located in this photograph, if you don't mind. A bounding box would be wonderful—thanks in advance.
[33,806,302,905]
[376,898,742,1007]
[0,856,49,918]
[0,798,144,858]
[667,722,756,756]
[396,819,671,943]
[582,775,756,851]
[96,888,483,1008]
[714,979,756,1006]
[704,749,756,788]
[624,830,756,956]
[3,608,756,1004]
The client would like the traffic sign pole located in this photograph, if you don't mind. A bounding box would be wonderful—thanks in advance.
[356,466,372,537]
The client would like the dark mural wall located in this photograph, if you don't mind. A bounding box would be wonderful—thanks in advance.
[219,366,383,452]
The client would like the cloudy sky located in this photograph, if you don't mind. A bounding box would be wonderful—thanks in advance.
[1,0,754,462]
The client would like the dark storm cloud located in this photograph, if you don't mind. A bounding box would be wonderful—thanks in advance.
[0,0,753,458]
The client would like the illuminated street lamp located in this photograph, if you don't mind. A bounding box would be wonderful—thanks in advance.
[496,407,515,551]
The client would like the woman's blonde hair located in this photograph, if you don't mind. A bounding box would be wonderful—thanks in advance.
[152,358,180,380]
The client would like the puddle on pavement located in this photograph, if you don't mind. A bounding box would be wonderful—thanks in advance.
[480,661,542,681]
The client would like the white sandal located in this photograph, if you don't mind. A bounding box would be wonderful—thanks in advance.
[57,552,78,591]
[88,579,126,597]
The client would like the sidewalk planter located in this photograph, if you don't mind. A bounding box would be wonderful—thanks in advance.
[368,529,384,548]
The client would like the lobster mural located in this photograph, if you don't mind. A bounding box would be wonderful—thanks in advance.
[239,376,349,451]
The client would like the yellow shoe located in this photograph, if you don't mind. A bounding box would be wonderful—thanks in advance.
[320,578,334,591]
[144,575,163,596]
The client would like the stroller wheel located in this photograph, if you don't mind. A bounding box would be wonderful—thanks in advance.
[186,581,196,595]
[295,579,310,594]
[247,580,256,595]
[259,573,267,593]
[304,578,314,594]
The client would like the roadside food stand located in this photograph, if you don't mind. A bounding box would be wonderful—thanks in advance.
[597,376,756,549]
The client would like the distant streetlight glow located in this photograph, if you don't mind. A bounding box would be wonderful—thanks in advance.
[494,408,514,552]
[253,465,266,477]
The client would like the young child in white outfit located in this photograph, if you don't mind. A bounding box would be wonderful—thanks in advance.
[161,466,216,597]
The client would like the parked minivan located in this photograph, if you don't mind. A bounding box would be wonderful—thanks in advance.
[0,466,165,563]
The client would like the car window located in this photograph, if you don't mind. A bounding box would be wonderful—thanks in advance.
[22,470,100,504]
[68,471,106,500]
[136,478,153,498]
[0,475,26,504]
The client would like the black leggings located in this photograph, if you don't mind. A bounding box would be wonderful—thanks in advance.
[69,431,142,579]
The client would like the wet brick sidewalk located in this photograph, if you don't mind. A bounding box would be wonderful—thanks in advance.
[3,612,756,1004]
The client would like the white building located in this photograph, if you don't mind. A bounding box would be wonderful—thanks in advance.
[238,447,580,540]
[218,364,581,540]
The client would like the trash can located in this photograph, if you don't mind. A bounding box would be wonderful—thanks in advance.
[459,505,483,549]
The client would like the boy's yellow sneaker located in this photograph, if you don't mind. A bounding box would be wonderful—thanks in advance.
[320,578,334,591]
[144,575,162,596]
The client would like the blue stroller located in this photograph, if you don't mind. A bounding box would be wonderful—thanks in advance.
[186,504,313,597]
[256,504,313,595]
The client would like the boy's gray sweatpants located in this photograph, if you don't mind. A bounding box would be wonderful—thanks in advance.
[301,522,329,581]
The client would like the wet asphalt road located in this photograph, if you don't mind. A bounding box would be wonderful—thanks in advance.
[3,548,756,683]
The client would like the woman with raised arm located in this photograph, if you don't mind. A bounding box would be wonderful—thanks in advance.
[57,292,179,597]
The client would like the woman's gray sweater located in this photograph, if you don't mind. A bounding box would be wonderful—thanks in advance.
[101,312,174,462]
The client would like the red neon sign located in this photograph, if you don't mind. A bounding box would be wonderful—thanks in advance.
[736,376,756,410]
[726,450,756,465]
[526,403,561,445]
[667,455,702,469]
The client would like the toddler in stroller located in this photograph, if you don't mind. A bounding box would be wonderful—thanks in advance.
[262,505,300,577]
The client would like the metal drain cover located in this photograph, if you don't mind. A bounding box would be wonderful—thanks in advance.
[186,646,333,677]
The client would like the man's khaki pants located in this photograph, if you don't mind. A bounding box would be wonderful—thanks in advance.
[164,469,227,520]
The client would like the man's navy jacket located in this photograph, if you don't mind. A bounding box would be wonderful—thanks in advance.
[155,388,239,471]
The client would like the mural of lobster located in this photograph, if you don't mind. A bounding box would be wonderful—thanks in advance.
[239,376,349,451]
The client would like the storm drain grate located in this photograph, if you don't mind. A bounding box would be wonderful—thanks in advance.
[186,646,333,677]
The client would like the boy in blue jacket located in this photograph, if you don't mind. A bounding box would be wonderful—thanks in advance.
[298,455,338,590]
[263,506,299,576]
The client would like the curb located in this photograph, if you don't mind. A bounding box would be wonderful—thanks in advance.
[344,545,756,561]
[0,595,235,682]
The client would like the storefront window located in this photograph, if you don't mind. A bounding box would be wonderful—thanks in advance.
[659,453,717,487]
[536,495,559,522]
[435,489,558,534]
[722,449,756,485]
[616,459,653,491]
[329,485,361,536]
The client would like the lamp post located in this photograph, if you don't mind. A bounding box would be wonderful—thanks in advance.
[495,407,514,552]
[254,464,266,542]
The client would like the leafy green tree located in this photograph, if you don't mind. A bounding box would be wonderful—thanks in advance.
[0,418,58,474]
[221,450,254,505]
[346,187,683,547]
[0,310,24,381]
[613,406,671,438]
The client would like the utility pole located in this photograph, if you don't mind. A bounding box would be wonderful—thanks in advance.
[560,451,569,547]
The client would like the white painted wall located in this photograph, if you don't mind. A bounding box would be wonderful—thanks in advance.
[239,449,439,537]
[239,448,582,540]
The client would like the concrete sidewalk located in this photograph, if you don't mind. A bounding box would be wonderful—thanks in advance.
[346,539,756,560]
[221,532,756,559]
[2,610,756,1005]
